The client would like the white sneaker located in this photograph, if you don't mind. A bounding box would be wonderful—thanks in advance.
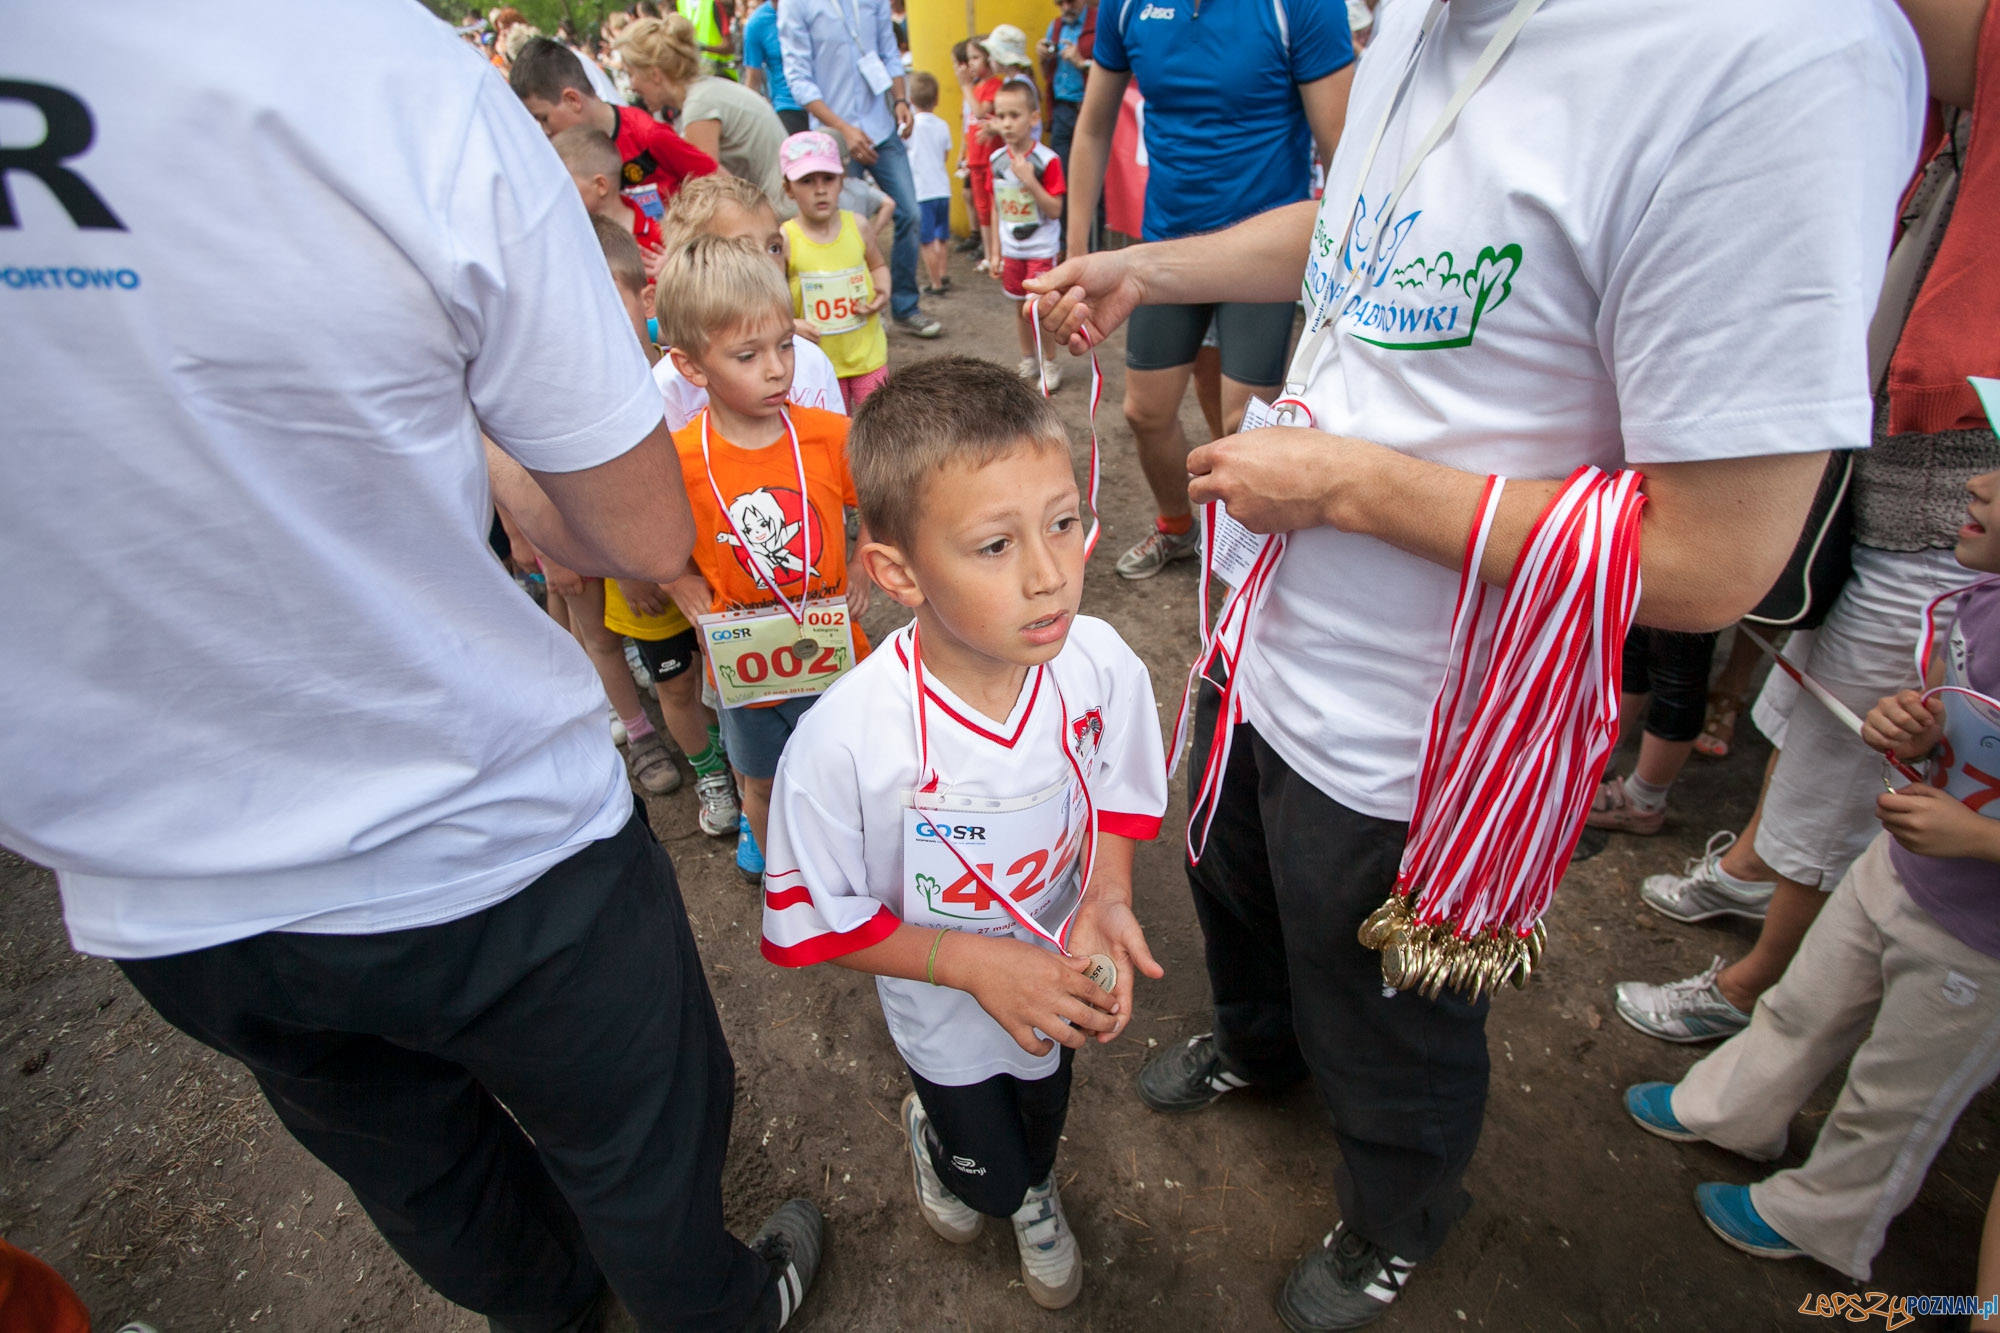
[610,707,628,747]
[901,1092,983,1244]
[695,769,742,838]
[1015,356,1038,381]
[1614,956,1753,1044]
[1114,525,1201,580]
[1641,831,1774,923]
[623,640,652,690]
[1011,1174,1082,1309]
[1041,359,1063,392]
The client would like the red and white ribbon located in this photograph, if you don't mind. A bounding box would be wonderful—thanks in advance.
[1396,466,1645,940]
[905,622,1098,954]
[1026,295,1102,559]
[698,407,815,633]
[1738,624,1926,784]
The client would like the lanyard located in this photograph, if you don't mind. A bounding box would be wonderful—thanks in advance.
[699,407,817,636]
[834,0,871,53]
[1026,295,1103,559]
[904,622,1099,954]
[1280,0,1547,411]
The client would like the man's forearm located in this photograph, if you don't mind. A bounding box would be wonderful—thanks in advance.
[1062,67,1124,255]
[801,98,844,131]
[1126,200,1318,307]
[485,423,697,584]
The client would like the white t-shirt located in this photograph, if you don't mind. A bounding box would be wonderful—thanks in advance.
[4,2,665,957]
[651,337,846,430]
[989,140,1064,261]
[1240,0,1925,820]
[908,111,955,203]
[761,618,1167,1085]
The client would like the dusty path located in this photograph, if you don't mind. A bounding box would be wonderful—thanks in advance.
[3,247,1993,1332]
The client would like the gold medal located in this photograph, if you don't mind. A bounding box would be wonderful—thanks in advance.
[792,636,817,660]
[1083,953,1117,993]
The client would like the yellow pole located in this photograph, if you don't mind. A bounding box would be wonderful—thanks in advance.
[906,0,1055,235]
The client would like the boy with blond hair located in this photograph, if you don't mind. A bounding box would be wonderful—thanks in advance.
[659,236,874,879]
[760,356,1167,1309]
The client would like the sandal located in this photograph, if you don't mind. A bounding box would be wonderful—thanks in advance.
[1693,691,1745,760]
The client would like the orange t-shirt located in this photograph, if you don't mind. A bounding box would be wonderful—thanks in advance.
[674,404,873,664]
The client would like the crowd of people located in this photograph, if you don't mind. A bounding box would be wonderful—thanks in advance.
[4,0,1998,1330]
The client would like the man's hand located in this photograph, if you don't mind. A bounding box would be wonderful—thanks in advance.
[617,578,672,618]
[942,935,1120,1056]
[894,99,915,138]
[1863,689,1944,761]
[836,120,877,165]
[1065,895,1163,1042]
[1187,426,1388,534]
[1877,782,2000,860]
[1024,248,1146,354]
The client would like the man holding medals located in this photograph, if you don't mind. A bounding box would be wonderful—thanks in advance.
[760,359,1168,1311]
[1030,0,1926,1324]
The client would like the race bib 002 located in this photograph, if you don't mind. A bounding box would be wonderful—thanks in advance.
[700,600,854,708]
[799,267,870,335]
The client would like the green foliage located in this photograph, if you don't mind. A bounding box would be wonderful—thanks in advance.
[423,0,635,45]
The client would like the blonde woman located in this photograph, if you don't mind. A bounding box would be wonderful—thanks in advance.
[617,16,789,214]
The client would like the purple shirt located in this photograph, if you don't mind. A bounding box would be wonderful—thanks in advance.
[1894,581,2000,958]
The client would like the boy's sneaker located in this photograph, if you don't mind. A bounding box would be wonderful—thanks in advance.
[610,707,628,747]
[736,814,765,884]
[894,312,943,339]
[1585,774,1666,835]
[1640,831,1775,923]
[1010,1175,1082,1309]
[625,733,682,795]
[1613,957,1751,1043]
[623,640,653,690]
[1016,357,1039,381]
[900,1092,983,1243]
[1040,359,1063,392]
[750,1198,825,1328]
[1694,1183,1802,1261]
[1136,1032,1250,1113]
[695,770,741,838]
[1278,1224,1417,1332]
[1623,1081,1704,1145]
[1115,524,1201,580]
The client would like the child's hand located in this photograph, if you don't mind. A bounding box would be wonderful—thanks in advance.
[793,317,822,344]
[1008,146,1035,178]
[541,558,586,598]
[617,579,671,618]
[1863,689,1943,760]
[857,291,890,316]
[845,571,872,617]
[641,242,669,286]
[946,935,1120,1055]
[1877,782,2000,860]
[666,570,713,626]
[1065,895,1164,1042]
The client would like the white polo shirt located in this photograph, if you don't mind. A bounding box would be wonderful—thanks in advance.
[3,1,665,957]
[1242,0,1925,820]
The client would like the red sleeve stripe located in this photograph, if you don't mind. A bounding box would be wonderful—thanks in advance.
[1098,811,1164,841]
[762,905,900,967]
[764,884,816,911]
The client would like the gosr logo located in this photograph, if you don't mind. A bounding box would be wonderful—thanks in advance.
[915,822,987,843]
[0,82,124,230]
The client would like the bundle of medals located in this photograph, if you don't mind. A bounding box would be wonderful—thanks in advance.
[1359,466,1645,1001]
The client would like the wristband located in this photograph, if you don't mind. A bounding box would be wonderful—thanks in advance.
[894,97,911,107]
[926,927,948,984]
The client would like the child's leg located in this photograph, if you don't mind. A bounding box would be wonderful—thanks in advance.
[716,695,811,848]
[1016,296,1037,360]
[568,582,649,730]
[654,657,719,761]
[907,1047,1074,1217]
[738,772,775,849]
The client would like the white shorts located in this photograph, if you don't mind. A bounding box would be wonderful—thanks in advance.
[1749,546,1971,887]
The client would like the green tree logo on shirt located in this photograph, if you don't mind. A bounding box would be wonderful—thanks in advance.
[1339,243,1523,352]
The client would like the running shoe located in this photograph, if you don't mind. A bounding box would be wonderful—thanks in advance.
[1278,1224,1417,1331]
[1585,774,1666,835]
[1011,1175,1082,1309]
[1016,356,1038,381]
[610,706,627,747]
[901,1092,983,1243]
[695,769,741,838]
[1136,1032,1250,1113]
[1613,957,1751,1043]
[1694,1183,1802,1261]
[749,1198,825,1328]
[1114,525,1201,580]
[894,312,943,339]
[1640,831,1774,923]
[1040,359,1063,392]
[737,814,765,884]
[625,733,682,795]
[1623,1082,1704,1145]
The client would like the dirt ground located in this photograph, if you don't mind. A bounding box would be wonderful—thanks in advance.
[4,245,1996,1333]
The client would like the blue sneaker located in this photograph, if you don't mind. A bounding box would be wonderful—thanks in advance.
[1695,1183,1802,1260]
[736,814,765,884]
[1624,1082,1703,1144]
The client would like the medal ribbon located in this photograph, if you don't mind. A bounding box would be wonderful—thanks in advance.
[1738,624,1926,784]
[1026,295,1102,559]
[699,407,817,636]
[905,622,1098,954]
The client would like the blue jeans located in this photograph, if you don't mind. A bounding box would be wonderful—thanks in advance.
[853,133,922,321]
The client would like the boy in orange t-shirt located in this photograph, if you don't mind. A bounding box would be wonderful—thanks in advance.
[657,235,874,878]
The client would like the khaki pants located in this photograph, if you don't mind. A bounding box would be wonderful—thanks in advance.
[1671,834,2000,1279]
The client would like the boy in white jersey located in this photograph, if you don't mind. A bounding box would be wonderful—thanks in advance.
[987,81,1065,390]
[761,357,1166,1309]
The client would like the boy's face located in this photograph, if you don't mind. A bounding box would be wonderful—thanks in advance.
[786,171,843,224]
[708,201,789,275]
[880,444,1086,669]
[1956,470,2000,573]
[616,281,655,364]
[992,91,1039,149]
[567,169,617,218]
[672,309,797,421]
[520,88,591,137]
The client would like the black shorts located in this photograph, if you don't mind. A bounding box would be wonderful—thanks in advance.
[633,628,699,683]
[907,1045,1074,1218]
[1125,300,1298,386]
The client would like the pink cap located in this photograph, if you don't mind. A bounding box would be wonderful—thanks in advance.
[779,131,843,181]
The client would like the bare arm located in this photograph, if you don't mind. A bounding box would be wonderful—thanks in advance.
[1298,63,1356,164]
[1899,0,1985,108]
[484,421,696,583]
[1062,63,1128,256]
[1185,427,1827,631]
[746,65,767,96]
[682,117,723,160]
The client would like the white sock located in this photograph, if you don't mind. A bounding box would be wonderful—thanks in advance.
[1623,772,1671,815]
[1715,859,1772,891]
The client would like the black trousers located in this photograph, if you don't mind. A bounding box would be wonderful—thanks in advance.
[1621,626,1720,744]
[118,808,775,1333]
[908,1046,1074,1217]
[1186,683,1488,1261]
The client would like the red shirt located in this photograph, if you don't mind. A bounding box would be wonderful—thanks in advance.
[613,103,719,199]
